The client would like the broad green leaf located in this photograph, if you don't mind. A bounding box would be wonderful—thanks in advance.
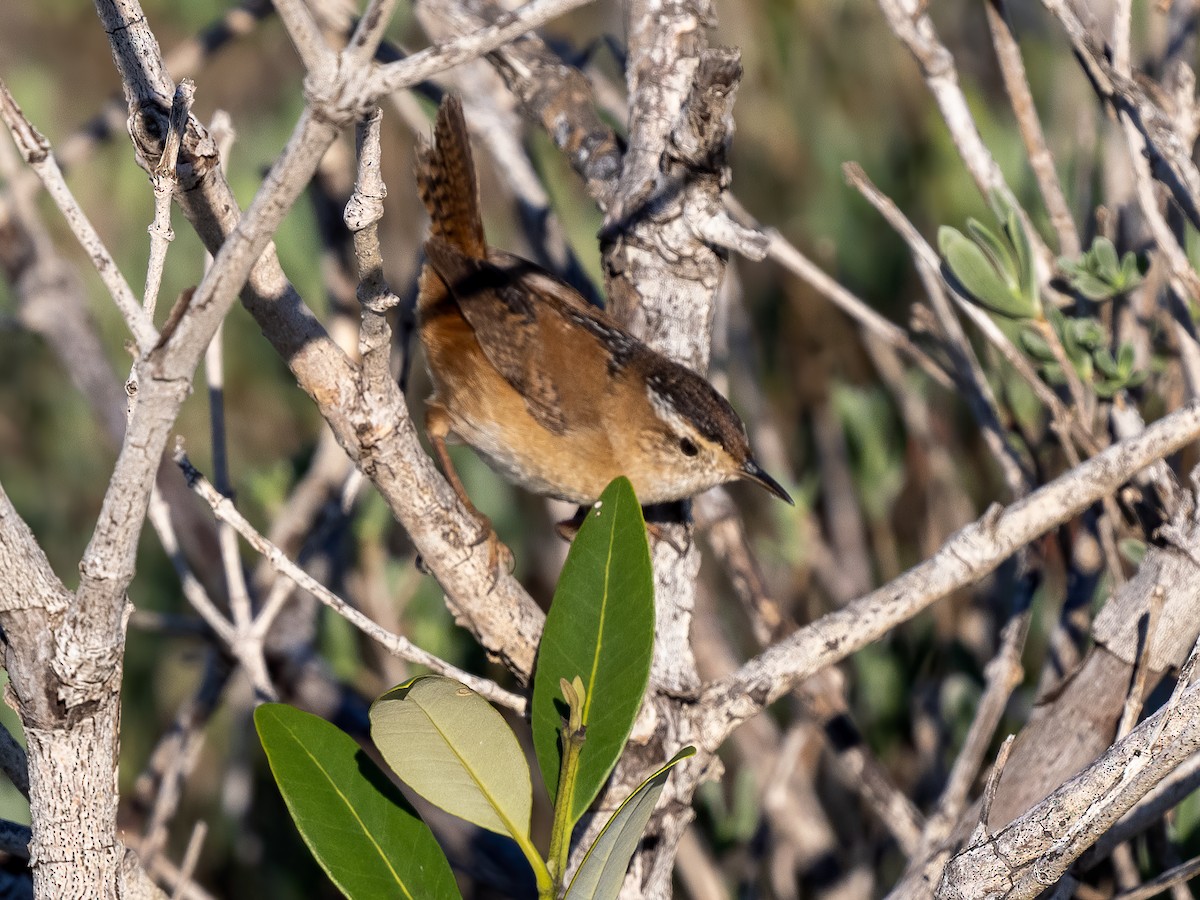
[255,704,461,900]
[1093,236,1119,275]
[966,218,1017,289]
[1093,347,1119,378]
[939,226,1033,318]
[1119,251,1146,288]
[371,676,532,842]
[1072,272,1117,301]
[564,748,696,900]
[1018,327,1054,363]
[1068,317,1106,351]
[1004,202,1038,310]
[533,476,654,827]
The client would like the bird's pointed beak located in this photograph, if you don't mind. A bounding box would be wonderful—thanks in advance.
[741,459,794,505]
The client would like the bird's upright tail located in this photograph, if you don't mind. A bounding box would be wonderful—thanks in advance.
[415,95,487,261]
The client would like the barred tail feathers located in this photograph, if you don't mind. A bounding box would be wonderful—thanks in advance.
[415,95,487,260]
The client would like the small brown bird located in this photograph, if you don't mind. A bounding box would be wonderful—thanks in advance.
[415,96,791,555]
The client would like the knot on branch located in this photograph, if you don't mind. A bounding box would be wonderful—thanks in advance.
[302,63,378,129]
[668,46,742,181]
[343,191,385,233]
[128,100,218,192]
[50,601,131,710]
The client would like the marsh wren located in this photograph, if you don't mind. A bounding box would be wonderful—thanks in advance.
[415,96,791,556]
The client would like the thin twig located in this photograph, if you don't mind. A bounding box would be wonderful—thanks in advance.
[137,652,231,867]
[896,588,1033,895]
[175,450,527,713]
[199,115,261,690]
[875,0,1052,274]
[844,163,1031,496]
[703,400,1200,744]
[696,488,926,855]
[144,489,235,646]
[978,734,1015,842]
[1111,853,1200,900]
[273,0,335,73]
[940,597,1032,823]
[984,0,1080,257]
[1118,585,1165,738]
[844,162,1101,459]
[0,78,157,353]
[144,80,194,319]
[345,0,400,68]
[371,0,599,97]
[170,820,208,900]
[722,194,952,390]
[1040,0,1200,233]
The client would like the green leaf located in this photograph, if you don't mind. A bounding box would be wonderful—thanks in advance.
[1061,237,1144,300]
[1117,342,1134,374]
[1071,272,1118,301]
[1093,236,1119,275]
[1018,326,1055,363]
[939,226,1031,317]
[533,477,655,828]
[1003,198,1038,311]
[255,704,461,900]
[940,226,1017,314]
[1069,317,1106,351]
[1076,352,1094,381]
[371,676,532,842]
[966,218,1018,289]
[564,748,696,900]
[1120,250,1146,286]
[1042,362,1066,385]
[1093,347,1120,378]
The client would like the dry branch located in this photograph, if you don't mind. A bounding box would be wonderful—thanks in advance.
[703,401,1200,743]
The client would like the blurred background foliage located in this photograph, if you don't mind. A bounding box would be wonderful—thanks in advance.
[0,0,1190,896]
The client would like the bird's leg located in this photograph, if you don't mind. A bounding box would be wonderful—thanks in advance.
[425,404,510,573]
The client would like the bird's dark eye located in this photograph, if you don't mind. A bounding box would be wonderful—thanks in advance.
[679,437,699,457]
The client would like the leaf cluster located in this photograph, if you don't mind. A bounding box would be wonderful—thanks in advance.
[1058,236,1145,301]
[256,478,692,900]
[938,193,1039,320]
[940,199,1147,399]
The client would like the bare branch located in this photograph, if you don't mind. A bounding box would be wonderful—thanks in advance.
[721,195,953,391]
[875,0,1052,273]
[984,0,1080,257]
[0,78,157,353]
[143,79,193,319]
[938,660,1200,897]
[176,451,527,713]
[703,400,1200,744]
[274,0,335,73]
[371,0,598,97]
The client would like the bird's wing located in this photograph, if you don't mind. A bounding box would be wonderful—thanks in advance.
[425,237,621,435]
